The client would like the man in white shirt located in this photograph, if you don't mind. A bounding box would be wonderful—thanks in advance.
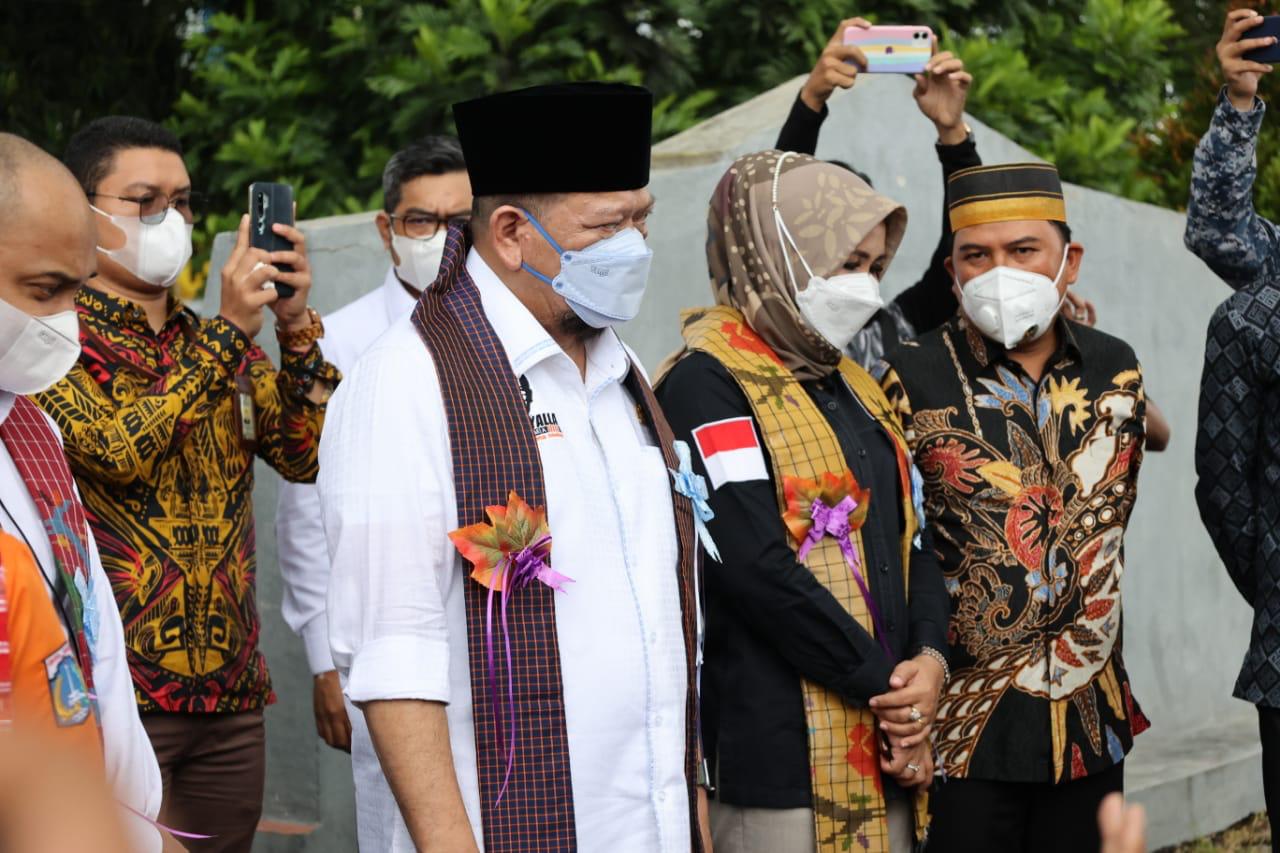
[274,135,471,756]
[0,133,163,849]
[320,83,711,853]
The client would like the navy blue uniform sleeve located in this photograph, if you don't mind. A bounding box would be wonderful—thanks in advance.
[1195,295,1265,605]
[657,351,894,703]
[1184,89,1280,292]
[775,93,826,155]
[890,135,982,334]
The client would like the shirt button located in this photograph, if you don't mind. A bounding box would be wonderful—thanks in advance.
[658,791,667,802]
[888,620,897,632]
[879,563,889,575]
[826,401,838,412]
[859,449,868,458]
[655,715,664,726]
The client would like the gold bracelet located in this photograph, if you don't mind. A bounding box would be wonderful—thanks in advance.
[276,307,324,351]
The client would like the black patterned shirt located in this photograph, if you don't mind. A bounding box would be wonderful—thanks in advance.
[35,288,338,712]
[1186,88,1280,708]
[880,316,1150,783]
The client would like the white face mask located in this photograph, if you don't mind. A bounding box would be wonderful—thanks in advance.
[91,205,193,288]
[955,246,1070,350]
[793,272,884,351]
[770,152,885,351]
[391,230,447,292]
[0,296,81,395]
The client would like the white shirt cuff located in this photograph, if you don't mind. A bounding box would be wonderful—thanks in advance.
[301,615,335,675]
[344,636,452,705]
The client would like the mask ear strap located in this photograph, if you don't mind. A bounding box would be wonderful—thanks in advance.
[770,153,817,292]
[518,207,565,256]
[1052,241,1071,284]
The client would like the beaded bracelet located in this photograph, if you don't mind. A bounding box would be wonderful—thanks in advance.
[915,646,951,685]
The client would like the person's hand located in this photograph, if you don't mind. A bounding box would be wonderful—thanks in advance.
[1098,792,1146,853]
[218,213,280,338]
[869,654,945,750]
[913,47,972,145]
[1064,291,1097,327]
[1218,8,1275,112]
[313,670,352,753]
[697,786,713,852]
[800,19,872,113]
[265,221,313,331]
[880,739,933,789]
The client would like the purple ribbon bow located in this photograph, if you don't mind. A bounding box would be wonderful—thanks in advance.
[796,496,895,662]
[484,535,573,803]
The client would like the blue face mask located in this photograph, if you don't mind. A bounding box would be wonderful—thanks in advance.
[520,209,654,329]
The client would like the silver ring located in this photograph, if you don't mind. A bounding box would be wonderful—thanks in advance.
[908,706,923,724]
[906,763,921,775]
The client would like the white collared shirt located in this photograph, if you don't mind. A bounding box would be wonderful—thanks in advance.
[0,392,163,852]
[276,266,418,673]
[275,266,417,846]
[320,250,691,853]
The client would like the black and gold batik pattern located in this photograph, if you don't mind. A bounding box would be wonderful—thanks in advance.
[35,289,338,712]
[880,316,1150,784]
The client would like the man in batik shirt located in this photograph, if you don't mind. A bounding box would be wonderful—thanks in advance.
[1184,8,1280,844]
[880,162,1149,853]
[35,116,337,851]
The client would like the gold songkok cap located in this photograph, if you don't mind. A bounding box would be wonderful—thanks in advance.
[947,162,1066,232]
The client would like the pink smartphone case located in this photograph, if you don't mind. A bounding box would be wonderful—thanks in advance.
[843,25,934,74]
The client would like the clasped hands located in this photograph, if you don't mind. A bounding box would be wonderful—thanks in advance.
[868,653,946,789]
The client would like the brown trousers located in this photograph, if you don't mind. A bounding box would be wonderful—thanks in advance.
[141,710,266,853]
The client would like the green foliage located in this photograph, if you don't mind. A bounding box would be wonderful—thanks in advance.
[167,0,714,272]
[0,0,1262,287]
[946,0,1184,203]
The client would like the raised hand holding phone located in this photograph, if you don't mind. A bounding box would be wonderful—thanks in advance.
[263,219,313,333]
[912,43,972,146]
[800,18,872,112]
[1218,8,1277,112]
[219,214,280,339]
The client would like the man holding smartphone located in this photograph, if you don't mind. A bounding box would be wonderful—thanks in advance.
[33,116,338,852]
[1184,8,1280,845]
[274,135,470,845]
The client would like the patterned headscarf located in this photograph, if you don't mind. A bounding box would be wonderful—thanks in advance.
[706,150,907,381]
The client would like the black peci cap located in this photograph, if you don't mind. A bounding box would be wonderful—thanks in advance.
[452,82,653,196]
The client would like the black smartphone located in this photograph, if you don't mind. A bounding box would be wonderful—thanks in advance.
[1244,15,1280,64]
[248,181,296,299]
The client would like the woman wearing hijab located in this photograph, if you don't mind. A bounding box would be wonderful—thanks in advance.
[656,150,950,853]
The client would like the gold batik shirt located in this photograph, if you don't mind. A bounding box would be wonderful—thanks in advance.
[35,288,339,712]
[880,316,1150,784]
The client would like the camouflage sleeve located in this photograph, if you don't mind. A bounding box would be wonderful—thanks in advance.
[1184,87,1278,292]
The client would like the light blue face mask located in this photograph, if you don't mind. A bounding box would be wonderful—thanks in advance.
[520,209,654,328]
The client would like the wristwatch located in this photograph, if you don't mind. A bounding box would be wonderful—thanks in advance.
[276,307,324,352]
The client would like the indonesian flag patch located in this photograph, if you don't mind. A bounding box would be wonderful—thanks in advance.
[692,417,769,490]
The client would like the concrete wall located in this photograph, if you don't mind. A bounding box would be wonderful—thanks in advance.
[209,73,1256,850]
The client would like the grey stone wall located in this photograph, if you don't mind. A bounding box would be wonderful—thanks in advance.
[208,73,1255,850]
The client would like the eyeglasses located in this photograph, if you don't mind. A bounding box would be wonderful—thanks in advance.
[88,190,204,225]
[388,212,470,239]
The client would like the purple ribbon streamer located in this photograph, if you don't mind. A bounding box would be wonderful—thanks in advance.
[482,535,572,803]
[124,803,214,840]
[797,496,895,662]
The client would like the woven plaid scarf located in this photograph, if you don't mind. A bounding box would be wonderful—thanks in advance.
[412,223,704,852]
[0,396,99,730]
[676,305,927,852]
